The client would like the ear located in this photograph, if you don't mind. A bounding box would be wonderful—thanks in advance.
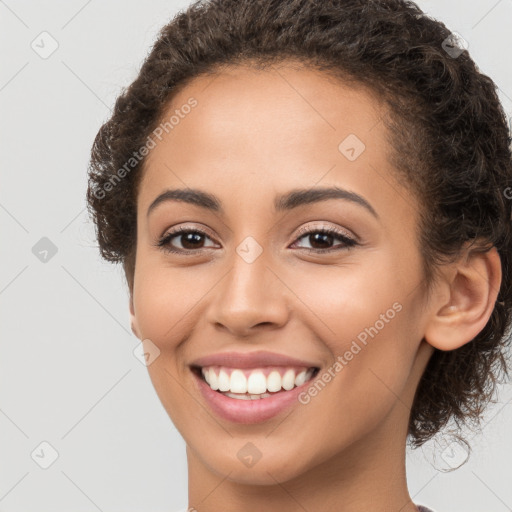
[424,245,502,351]
[129,294,141,339]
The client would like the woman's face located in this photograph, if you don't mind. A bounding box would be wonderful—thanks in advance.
[130,63,435,484]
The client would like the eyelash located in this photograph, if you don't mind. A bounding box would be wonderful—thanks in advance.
[155,224,358,256]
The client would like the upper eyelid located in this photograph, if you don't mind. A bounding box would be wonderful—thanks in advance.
[162,223,217,239]
[294,223,355,240]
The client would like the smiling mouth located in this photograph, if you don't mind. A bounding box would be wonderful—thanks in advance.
[191,365,320,400]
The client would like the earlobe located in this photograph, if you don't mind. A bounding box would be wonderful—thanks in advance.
[129,294,141,339]
[424,245,502,352]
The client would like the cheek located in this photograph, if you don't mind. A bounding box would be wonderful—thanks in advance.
[285,262,419,401]
[132,267,202,429]
[132,264,207,344]
[284,260,408,346]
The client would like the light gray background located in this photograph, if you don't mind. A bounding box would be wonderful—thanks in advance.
[1,1,511,511]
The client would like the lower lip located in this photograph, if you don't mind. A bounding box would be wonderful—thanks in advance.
[191,369,314,424]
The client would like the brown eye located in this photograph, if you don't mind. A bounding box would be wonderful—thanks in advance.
[176,231,206,250]
[291,227,358,253]
[157,227,218,254]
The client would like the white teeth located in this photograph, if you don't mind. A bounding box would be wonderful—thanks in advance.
[218,369,230,392]
[224,392,272,400]
[247,371,267,394]
[208,368,219,390]
[267,370,282,392]
[252,393,271,399]
[294,370,307,387]
[282,369,295,390]
[200,366,316,396]
[224,392,252,400]
[230,369,247,393]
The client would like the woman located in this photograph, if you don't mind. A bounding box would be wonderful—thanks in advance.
[86,0,512,510]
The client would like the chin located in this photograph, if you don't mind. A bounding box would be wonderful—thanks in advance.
[189,438,321,486]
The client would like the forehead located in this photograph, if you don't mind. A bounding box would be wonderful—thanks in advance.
[138,62,416,227]
[145,63,386,170]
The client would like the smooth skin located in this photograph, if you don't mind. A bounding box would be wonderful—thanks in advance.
[129,62,501,512]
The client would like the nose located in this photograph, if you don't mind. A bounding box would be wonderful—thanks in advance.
[205,251,291,338]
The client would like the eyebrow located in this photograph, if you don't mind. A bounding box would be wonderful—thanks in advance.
[147,186,379,219]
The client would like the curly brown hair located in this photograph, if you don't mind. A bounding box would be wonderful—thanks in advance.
[86,0,512,448]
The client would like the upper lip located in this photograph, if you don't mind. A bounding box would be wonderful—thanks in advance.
[190,351,320,369]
